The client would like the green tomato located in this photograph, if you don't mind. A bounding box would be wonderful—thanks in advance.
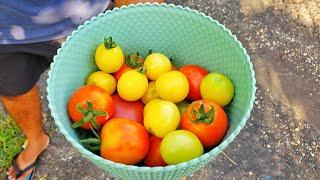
[176,100,190,115]
[200,72,234,107]
[144,100,180,138]
[160,130,204,165]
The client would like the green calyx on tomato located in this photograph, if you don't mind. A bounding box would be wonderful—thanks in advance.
[104,36,116,49]
[190,103,215,124]
[71,101,107,130]
[126,52,144,68]
[137,66,147,74]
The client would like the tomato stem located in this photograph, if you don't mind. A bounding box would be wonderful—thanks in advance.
[71,101,107,130]
[189,103,215,124]
[126,52,144,68]
[137,66,147,74]
[104,36,116,49]
[80,138,101,152]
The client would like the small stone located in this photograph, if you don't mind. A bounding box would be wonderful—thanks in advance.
[295,127,300,132]
[249,172,253,175]
[275,114,280,118]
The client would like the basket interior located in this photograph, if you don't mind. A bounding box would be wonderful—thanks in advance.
[47,3,255,173]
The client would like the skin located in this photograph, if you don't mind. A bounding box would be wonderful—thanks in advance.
[2,86,49,180]
[4,0,165,179]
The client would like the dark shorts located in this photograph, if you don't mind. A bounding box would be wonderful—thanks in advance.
[0,41,60,96]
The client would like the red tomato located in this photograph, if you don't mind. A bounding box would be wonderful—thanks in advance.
[180,100,228,148]
[67,85,114,129]
[143,136,167,167]
[113,52,144,81]
[111,94,144,124]
[113,63,131,81]
[100,118,149,165]
[179,65,208,101]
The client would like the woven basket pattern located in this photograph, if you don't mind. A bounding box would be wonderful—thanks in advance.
[47,3,256,180]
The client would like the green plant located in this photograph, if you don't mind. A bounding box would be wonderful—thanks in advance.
[0,113,25,172]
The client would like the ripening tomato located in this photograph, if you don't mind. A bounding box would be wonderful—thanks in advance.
[95,36,124,73]
[113,63,131,81]
[160,130,203,165]
[67,85,114,129]
[117,69,148,101]
[180,100,228,148]
[144,53,172,80]
[112,94,144,124]
[100,118,149,165]
[179,65,208,101]
[113,52,144,81]
[200,72,234,107]
[155,71,189,103]
[143,136,167,167]
[144,99,180,138]
[141,81,159,104]
[86,71,117,95]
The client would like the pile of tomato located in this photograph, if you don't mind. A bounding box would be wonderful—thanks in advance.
[67,36,235,166]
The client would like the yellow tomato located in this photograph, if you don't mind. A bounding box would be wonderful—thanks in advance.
[117,70,148,101]
[200,72,234,106]
[86,71,116,95]
[141,81,159,104]
[95,37,124,73]
[144,53,172,80]
[144,99,180,138]
[156,71,189,103]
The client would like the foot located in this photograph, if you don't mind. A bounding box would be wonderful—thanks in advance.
[6,134,49,180]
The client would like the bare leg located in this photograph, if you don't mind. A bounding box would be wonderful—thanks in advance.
[2,85,49,180]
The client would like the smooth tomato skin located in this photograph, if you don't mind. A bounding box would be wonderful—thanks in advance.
[95,43,124,73]
[100,118,149,165]
[141,81,159,104]
[180,100,228,148]
[160,130,203,165]
[200,72,234,107]
[117,70,149,101]
[179,65,208,101]
[143,136,167,167]
[144,53,172,80]
[67,85,114,129]
[113,63,132,81]
[144,99,180,138]
[155,71,189,103]
[86,71,117,95]
[111,94,144,124]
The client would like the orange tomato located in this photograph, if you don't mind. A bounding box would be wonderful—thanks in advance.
[67,85,114,129]
[180,100,228,148]
[100,118,149,165]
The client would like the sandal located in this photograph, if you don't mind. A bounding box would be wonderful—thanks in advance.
[6,152,38,180]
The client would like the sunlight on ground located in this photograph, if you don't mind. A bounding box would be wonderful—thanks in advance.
[240,0,320,28]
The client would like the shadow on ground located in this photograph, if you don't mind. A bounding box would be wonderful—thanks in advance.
[1,0,319,179]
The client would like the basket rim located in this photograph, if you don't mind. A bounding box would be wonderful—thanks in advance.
[46,2,257,174]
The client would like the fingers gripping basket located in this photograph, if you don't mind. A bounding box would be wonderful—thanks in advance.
[47,3,256,180]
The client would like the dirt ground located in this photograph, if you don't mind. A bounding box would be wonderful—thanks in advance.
[1,0,319,179]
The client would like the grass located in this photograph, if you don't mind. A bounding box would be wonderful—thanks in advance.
[0,113,25,172]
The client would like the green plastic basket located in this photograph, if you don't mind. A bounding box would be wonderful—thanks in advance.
[47,3,256,180]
